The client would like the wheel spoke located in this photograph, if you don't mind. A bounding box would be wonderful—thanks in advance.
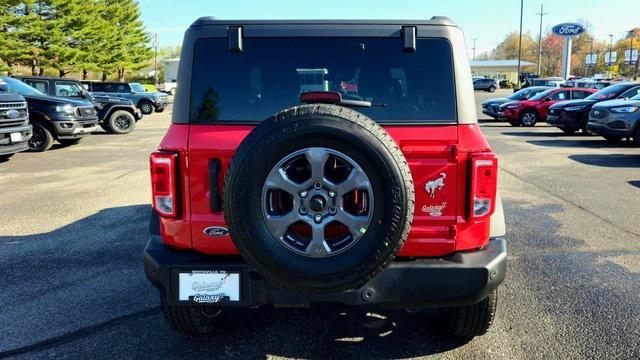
[265,168,301,195]
[334,167,371,196]
[305,224,331,257]
[304,148,330,182]
[335,210,369,238]
[265,211,300,239]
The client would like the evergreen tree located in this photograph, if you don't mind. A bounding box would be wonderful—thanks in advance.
[0,0,30,74]
[99,0,151,81]
[0,0,152,79]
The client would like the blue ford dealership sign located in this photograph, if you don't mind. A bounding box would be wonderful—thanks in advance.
[552,23,586,37]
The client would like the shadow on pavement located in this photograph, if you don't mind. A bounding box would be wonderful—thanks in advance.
[478,118,503,123]
[3,199,640,358]
[501,131,572,138]
[527,139,633,149]
[629,180,640,189]
[568,154,640,168]
[0,205,466,359]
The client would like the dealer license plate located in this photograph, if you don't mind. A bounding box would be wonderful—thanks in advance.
[178,270,240,303]
[10,133,22,143]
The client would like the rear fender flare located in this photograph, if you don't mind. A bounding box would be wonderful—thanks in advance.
[104,105,136,120]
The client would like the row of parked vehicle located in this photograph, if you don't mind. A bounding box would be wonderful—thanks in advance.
[0,76,169,160]
[481,82,640,145]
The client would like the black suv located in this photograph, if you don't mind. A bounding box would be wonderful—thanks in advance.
[81,81,168,114]
[547,83,640,134]
[0,76,98,151]
[473,78,498,92]
[16,76,142,134]
[0,92,32,161]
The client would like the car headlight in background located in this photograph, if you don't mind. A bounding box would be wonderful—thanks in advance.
[564,105,586,111]
[55,104,77,115]
[610,106,639,113]
[505,103,521,109]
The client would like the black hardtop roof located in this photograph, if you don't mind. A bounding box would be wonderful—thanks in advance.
[190,17,456,28]
[80,80,133,84]
[14,75,81,82]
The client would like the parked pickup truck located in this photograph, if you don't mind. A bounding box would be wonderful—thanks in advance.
[0,92,31,161]
[81,81,168,115]
[145,18,507,339]
[15,76,142,134]
[0,76,98,151]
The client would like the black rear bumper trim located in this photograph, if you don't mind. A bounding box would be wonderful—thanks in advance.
[144,235,507,308]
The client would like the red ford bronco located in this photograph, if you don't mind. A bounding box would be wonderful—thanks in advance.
[144,18,507,338]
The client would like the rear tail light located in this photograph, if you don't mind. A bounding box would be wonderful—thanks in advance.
[469,153,498,219]
[150,151,179,218]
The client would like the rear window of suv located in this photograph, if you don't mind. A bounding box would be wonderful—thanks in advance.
[189,37,456,123]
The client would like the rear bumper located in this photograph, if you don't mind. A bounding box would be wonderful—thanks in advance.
[144,235,507,309]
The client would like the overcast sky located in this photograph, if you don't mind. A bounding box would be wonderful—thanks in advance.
[139,0,638,56]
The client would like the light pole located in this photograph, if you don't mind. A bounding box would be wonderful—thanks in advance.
[588,39,594,77]
[154,33,159,86]
[472,38,478,60]
[628,29,638,80]
[608,34,614,78]
[517,0,524,88]
[535,3,548,75]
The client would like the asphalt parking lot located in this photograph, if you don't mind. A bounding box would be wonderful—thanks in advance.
[1,91,639,359]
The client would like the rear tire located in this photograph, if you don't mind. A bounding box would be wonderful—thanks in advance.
[160,292,221,335]
[28,123,54,152]
[488,86,496,93]
[107,110,136,134]
[561,128,575,135]
[139,100,154,115]
[444,290,498,339]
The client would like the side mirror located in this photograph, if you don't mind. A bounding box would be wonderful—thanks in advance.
[544,97,552,102]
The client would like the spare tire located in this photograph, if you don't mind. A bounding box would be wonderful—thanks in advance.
[223,104,414,293]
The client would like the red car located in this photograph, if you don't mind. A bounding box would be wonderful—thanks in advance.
[499,87,596,126]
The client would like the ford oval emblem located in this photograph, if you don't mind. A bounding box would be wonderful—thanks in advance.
[5,109,20,119]
[203,226,229,237]
[552,23,585,37]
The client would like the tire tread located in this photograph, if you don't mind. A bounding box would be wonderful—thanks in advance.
[447,290,498,338]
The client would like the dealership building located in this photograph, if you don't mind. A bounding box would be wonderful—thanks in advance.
[470,60,535,83]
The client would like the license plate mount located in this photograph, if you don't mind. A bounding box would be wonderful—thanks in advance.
[10,132,22,143]
[177,270,241,304]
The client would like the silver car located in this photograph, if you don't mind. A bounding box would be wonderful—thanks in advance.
[587,92,640,146]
